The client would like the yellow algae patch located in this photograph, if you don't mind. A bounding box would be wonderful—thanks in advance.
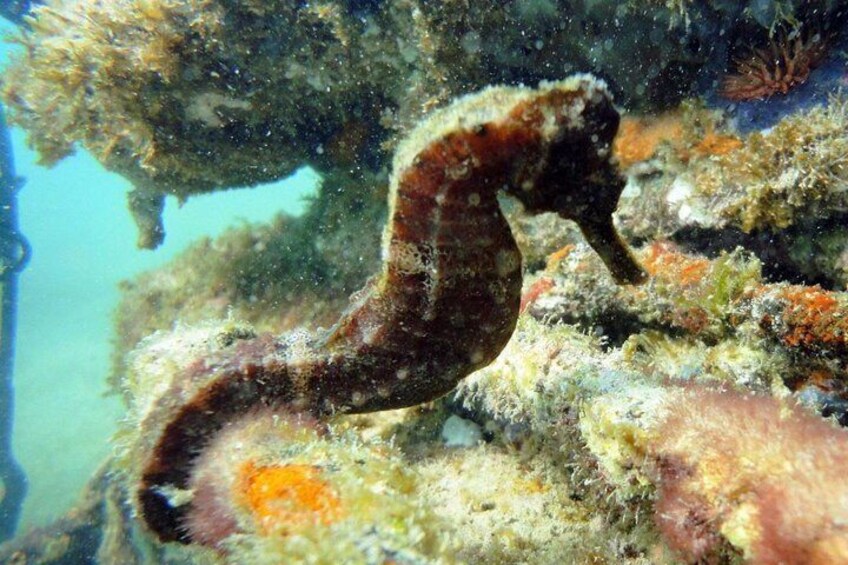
[692,97,848,232]
[690,129,742,158]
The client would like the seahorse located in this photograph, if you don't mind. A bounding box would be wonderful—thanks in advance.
[137,74,646,542]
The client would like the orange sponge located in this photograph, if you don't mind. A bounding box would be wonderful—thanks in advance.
[237,461,344,536]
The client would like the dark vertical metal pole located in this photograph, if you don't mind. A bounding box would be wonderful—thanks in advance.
[0,0,42,540]
[0,103,29,541]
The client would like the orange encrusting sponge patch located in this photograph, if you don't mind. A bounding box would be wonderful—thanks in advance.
[690,130,743,158]
[641,242,711,286]
[776,286,846,349]
[614,113,683,169]
[613,112,742,169]
[238,462,344,536]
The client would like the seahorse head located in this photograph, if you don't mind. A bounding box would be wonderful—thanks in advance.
[501,75,646,285]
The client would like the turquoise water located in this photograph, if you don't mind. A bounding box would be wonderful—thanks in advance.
[10,122,317,527]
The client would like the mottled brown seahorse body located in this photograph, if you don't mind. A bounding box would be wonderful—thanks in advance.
[138,74,646,542]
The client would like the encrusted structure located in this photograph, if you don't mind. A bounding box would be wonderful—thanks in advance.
[2,0,412,247]
[7,0,844,247]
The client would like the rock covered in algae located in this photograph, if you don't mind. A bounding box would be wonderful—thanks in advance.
[462,309,848,563]
[405,0,848,111]
[8,0,846,247]
[583,383,848,564]
[523,241,848,402]
[547,95,848,287]
[689,96,848,234]
[2,0,410,247]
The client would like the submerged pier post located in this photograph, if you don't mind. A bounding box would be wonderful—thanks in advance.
[0,103,29,541]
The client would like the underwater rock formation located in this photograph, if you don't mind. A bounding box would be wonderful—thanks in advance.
[583,381,848,563]
[128,75,644,547]
[690,97,848,233]
[543,95,848,288]
[463,309,848,563]
[648,387,848,563]
[521,240,848,421]
[2,0,412,247]
[7,0,845,247]
[610,95,848,235]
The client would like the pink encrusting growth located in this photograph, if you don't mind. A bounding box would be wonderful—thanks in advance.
[135,75,645,543]
[650,386,848,564]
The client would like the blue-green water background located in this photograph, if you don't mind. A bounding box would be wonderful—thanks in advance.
[0,26,319,528]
